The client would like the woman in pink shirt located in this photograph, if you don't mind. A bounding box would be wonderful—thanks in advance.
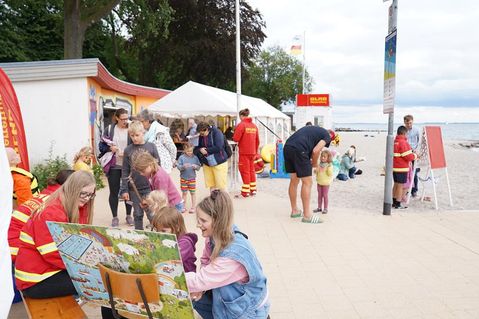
[131,151,185,213]
[186,190,270,319]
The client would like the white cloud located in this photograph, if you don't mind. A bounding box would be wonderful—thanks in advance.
[248,0,479,114]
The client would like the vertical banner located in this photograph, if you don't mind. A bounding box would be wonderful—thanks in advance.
[383,30,397,114]
[0,68,30,170]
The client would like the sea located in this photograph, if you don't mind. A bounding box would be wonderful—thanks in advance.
[333,123,479,142]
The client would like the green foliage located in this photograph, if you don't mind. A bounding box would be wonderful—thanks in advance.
[92,163,105,190]
[1,0,266,94]
[0,0,63,62]
[243,45,314,108]
[31,147,70,191]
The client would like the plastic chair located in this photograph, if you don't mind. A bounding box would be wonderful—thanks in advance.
[98,264,160,319]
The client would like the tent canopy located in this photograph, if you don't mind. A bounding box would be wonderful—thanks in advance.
[148,81,288,120]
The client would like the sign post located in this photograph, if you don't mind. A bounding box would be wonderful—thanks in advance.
[382,0,398,215]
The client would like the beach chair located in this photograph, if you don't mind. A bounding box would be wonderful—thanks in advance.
[98,264,159,319]
[21,293,87,319]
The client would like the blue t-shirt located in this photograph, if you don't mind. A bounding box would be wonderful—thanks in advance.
[177,154,201,180]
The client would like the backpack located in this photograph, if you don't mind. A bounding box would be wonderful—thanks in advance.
[223,135,233,159]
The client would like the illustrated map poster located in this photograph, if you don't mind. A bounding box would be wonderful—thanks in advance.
[46,222,194,319]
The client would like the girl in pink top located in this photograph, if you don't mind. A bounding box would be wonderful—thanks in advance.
[186,190,270,319]
[131,151,185,213]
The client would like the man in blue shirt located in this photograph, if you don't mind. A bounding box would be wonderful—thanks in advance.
[404,114,420,197]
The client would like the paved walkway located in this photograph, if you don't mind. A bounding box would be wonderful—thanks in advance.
[8,176,479,318]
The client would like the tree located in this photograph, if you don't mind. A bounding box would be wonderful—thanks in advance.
[242,45,313,108]
[63,0,122,59]
[0,0,63,62]
[109,0,266,89]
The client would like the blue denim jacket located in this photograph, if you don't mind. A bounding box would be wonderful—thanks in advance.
[211,226,269,318]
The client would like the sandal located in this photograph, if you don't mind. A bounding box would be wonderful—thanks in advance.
[301,214,323,224]
[290,210,303,218]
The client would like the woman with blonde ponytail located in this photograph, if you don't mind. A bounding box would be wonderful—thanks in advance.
[15,170,96,299]
[186,190,270,319]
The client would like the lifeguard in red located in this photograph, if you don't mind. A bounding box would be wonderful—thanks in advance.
[233,108,260,197]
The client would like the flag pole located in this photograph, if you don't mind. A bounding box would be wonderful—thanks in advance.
[302,31,306,94]
[235,0,241,113]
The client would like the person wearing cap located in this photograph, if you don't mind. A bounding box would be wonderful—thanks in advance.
[283,126,334,224]
[6,147,39,207]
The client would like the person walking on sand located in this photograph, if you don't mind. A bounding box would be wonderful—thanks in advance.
[283,126,335,224]
[404,114,420,197]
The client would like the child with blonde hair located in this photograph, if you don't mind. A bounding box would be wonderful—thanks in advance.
[177,143,201,213]
[186,190,270,319]
[146,191,198,273]
[119,120,160,230]
[131,151,185,213]
[313,149,333,214]
[73,146,93,173]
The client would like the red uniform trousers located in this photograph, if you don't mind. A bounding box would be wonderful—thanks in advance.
[238,154,257,197]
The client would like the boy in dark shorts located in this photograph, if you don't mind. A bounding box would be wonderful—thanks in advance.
[283,126,334,223]
[393,125,417,209]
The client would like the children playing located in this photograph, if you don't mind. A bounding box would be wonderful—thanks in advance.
[186,190,270,319]
[119,120,160,230]
[313,150,334,214]
[393,125,417,209]
[73,146,93,173]
[146,190,198,273]
[131,151,185,213]
[176,143,201,214]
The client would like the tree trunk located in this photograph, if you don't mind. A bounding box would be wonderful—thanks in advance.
[64,0,85,59]
[64,0,122,59]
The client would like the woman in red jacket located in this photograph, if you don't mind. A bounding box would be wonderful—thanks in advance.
[233,108,260,197]
[15,170,96,298]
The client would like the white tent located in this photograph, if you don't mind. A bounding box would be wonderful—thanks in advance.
[148,81,290,143]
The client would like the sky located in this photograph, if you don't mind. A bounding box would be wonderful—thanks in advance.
[248,0,479,123]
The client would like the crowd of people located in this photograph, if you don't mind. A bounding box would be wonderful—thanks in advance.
[4,106,420,318]
[5,107,270,319]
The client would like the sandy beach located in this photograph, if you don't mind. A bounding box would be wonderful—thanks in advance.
[9,132,479,319]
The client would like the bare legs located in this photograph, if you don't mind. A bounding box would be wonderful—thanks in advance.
[288,173,314,219]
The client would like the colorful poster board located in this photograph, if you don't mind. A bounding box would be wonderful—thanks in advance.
[0,68,29,169]
[46,222,195,319]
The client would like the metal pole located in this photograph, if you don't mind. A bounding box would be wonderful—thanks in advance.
[302,31,306,94]
[383,0,398,215]
[235,0,241,112]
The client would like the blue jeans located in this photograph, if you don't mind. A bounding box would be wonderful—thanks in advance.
[337,167,357,181]
[193,291,270,319]
[193,292,214,319]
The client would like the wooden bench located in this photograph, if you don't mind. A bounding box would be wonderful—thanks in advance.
[22,294,87,319]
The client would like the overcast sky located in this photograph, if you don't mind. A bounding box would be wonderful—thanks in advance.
[248,0,479,123]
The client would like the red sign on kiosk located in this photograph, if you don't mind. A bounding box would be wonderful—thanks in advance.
[296,94,330,107]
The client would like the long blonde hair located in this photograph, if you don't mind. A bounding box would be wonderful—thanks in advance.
[197,189,234,260]
[131,151,159,174]
[34,170,96,224]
